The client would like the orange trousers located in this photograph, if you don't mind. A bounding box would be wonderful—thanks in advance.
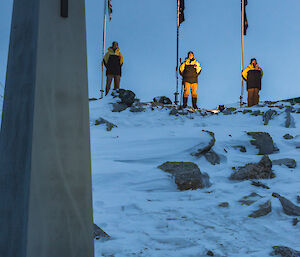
[183,82,197,98]
[247,88,259,107]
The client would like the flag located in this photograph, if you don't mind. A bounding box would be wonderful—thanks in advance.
[242,0,248,35]
[179,0,185,25]
[108,0,112,20]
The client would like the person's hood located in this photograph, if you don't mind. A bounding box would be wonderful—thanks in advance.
[248,63,260,69]
[108,47,120,54]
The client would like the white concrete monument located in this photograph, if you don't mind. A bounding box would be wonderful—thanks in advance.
[0,0,94,256]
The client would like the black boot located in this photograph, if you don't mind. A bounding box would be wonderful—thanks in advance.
[182,97,188,108]
[192,97,198,109]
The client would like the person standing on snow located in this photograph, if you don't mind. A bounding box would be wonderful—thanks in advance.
[103,41,124,96]
[179,51,202,109]
[242,58,263,107]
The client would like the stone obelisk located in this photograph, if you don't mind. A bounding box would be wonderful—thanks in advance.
[0,0,94,256]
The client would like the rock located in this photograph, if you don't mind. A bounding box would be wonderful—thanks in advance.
[204,150,220,165]
[89,98,98,101]
[230,155,275,181]
[206,250,214,256]
[158,162,211,191]
[129,106,146,113]
[296,108,300,114]
[271,246,300,257]
[192,130,215,157]
[297,196,300,204]
[247,132,276,155]
[272,193,300,216]
[239,192,263,206]
[251,180,270,189]
[153,96,172,105]
[285,107,296,128]
[94,223,110,240]
[249,200,272,218]
[242,109,252,114]
[263,109,277,125]
[218,202,229,208]
[272,158,297,169]
[251,110,261,116]
[223,107,236,115]
[95,118,117,131]
[293,218,299,226]
[112,102,128,112]
[283,134,294,140]
[169,108,179,116]
[233,145,247,152]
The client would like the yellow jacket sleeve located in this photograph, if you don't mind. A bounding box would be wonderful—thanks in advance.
[260,67,263,78]
[119,52,124,65]
[242,67,250,80]
[103,51,110,65]
[179,62,186,74]
[195,61,201,74]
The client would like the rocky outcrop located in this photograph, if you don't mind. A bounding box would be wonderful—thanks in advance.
[158,162,211,191]
[272,193,300,216]
[95,117,117,131]
[153,96,172,105]
[263,109,277,125]
[230,155,275,181]
[247,132,276,155]
[270,246,300,257]
[283,134,294,140]
[249,200,272,218]
[272,158,297,169]
[204,150,221,165]
[285,107,296,128]
[192,130,215,157]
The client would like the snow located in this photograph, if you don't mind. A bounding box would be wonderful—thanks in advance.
[91,97,300,257]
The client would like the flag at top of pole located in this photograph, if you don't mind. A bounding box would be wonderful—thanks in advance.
[179,0,185,26]
[108,0,112,21]
[242,0,248,35]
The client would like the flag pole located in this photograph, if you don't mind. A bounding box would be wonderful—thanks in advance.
[175,0,180,105]
[240,0,245,107]
[100,0,107,99]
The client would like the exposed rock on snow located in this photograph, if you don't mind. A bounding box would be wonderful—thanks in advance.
[153,96,172,105]
[263,109,277,125]
[283,134,294,140]
[129,106,146,113]
[95,117,117,131]
[206,250,215,256]
[285,107,296,128]
[293,218,299,226]
[230,155,275,181]
[239,192,263,206]
[272,158,297,169]
[112,102,128,112]
[297,196,300,204]
[114,89,136,107]
[247,132,276,155]
[222,107,236,115]
[169,107,179,116]
[158,162,211,191]
[249,200,272,218]
[204,150,221,165]
[272,193,300,216]
[192,130,215,157]
[251,180,270,189]
[251,110,261,116]
[270,246,300,257]
[218,202,229,208]
[94,223,110,240]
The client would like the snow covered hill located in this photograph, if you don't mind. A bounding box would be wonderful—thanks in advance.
[90,95,300,257]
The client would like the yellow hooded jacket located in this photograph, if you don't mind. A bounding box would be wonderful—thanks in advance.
[103,47,124,76]
[179,58,202,84]
[242,63,263,81]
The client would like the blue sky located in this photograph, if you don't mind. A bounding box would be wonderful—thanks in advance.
[1,0,300,107]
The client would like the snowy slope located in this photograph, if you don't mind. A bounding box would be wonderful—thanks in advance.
[90,97,300,257]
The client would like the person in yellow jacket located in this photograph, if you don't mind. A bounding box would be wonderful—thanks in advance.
[179,51,202,109]
[103,41,124,96]
[242,58,263,107]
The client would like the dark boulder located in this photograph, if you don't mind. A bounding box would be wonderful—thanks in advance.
[249,200,272,218]
[230,155,275,181]
[271,246,300,257]
[153,96,172,105]
[272,193,300,216]
[158,162,211,191]
[247,132,276,155]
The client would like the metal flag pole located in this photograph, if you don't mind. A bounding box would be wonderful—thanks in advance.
[100,0,107,99]
[175,0,180,105]
[240,0,245,107]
